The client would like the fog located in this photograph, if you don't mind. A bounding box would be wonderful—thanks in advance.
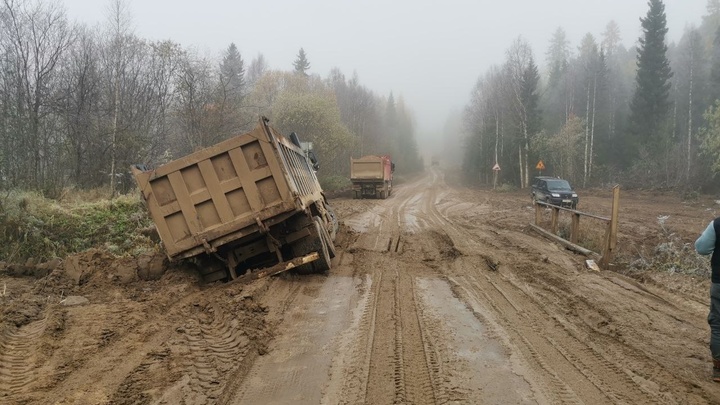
[62,0,707,141]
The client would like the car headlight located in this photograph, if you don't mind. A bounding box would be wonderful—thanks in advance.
[572,193,577,197]
[551,193,560,198]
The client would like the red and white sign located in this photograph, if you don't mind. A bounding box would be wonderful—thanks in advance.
[492,163,501,171]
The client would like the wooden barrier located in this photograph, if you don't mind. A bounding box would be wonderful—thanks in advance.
[531,185,620,269]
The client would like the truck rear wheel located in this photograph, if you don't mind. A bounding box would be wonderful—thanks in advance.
[294,218,332,274]
[316,217,336,259]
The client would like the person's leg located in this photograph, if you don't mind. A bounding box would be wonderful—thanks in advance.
[709,283,720,381]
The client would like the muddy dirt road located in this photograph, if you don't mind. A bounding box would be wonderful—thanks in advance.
[2,169,720,404]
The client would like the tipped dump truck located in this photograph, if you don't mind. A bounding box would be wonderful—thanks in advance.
[132,117,337,282]
[350,155,394,199]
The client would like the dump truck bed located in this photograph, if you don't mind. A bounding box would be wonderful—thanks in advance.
[132,118,323,260]
[350,155,391,181]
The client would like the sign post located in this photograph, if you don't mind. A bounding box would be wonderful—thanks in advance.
[492,163,501,189]
[536,160,545,176]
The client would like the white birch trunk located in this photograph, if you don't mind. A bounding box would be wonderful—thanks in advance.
[589,76,597,180]
[687,45,694,182]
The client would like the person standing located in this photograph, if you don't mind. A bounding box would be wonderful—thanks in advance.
[696,217,720,382]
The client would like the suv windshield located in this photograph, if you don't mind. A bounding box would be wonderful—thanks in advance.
[545,179,572,191]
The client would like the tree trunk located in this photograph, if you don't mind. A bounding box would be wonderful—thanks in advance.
[518,144,523,187]
[110,75,119,197]
[589,75,597,180]
[583,81,590,187]
[687,46,694,182]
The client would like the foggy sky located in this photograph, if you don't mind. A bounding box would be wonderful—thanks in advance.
[61,0,708,137]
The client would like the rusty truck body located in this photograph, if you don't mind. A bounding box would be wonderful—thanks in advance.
[350,155,394,199]
[132,117,337,282]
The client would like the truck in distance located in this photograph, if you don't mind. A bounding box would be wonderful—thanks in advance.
[350,155,394,199]
[132,117,337,282]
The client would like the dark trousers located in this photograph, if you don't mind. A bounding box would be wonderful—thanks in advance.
[710,283,720,360]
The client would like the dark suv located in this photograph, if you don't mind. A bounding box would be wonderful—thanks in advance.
[531,176,579,209]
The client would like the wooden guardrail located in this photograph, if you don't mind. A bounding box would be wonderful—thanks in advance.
[530,186,619,269]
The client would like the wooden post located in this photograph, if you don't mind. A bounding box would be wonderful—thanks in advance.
[570,213,580,244]
[599,186,620,269]
[551,207,559,234]
[535,203,542,225]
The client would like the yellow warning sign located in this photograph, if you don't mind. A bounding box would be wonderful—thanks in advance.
[536,160,545,170]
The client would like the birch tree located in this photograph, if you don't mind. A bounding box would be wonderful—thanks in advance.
[105,0,132,196]
[1,0,74,189]
[505,38,540,188]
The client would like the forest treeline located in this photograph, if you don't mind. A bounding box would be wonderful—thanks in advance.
[460,0,720,192]
[0,0,422,196]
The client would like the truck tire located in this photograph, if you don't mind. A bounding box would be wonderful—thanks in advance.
[316,216,336,259]
[326,205,339,241]
[295,219,331,274]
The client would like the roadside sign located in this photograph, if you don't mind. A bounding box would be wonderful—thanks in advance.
[492,163,501,171]
[536,160,545,170]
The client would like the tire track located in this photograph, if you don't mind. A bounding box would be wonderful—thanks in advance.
[449,274,584,404]
[420,172,717,403]
[217,281,304,404]
[182,303,252,404]
[408,275,444,404]
[0,316,48,396]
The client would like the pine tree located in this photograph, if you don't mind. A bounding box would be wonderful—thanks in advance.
[521,55,541,187]
[219,43,245,103]
[629,0,673,155]
[546,27,570,87]
[710,26,720,102]
[521,56,541,136]
[293,48,310,75]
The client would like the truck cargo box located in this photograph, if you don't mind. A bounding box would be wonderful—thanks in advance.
[350,155,393,199]
[132,118,328,263]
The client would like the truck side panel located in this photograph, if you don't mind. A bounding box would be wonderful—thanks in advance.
[133,120,319,260]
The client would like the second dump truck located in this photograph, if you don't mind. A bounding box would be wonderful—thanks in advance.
[350,155,394,199]
[132,117,337,282]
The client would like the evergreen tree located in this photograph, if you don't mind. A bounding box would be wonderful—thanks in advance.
[293,48,310,75]
[385,92,397,129]
[522,56,541,137]
[710,26,720,102]
[546,27,570,87]
[602,20,622,58]
[219,43,245,103]
[628,0,673,155]
[542,28,571,136]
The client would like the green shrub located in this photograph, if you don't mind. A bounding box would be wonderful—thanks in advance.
[496,183,518,192]
[319,175,351,192]
[0,190,156,263]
